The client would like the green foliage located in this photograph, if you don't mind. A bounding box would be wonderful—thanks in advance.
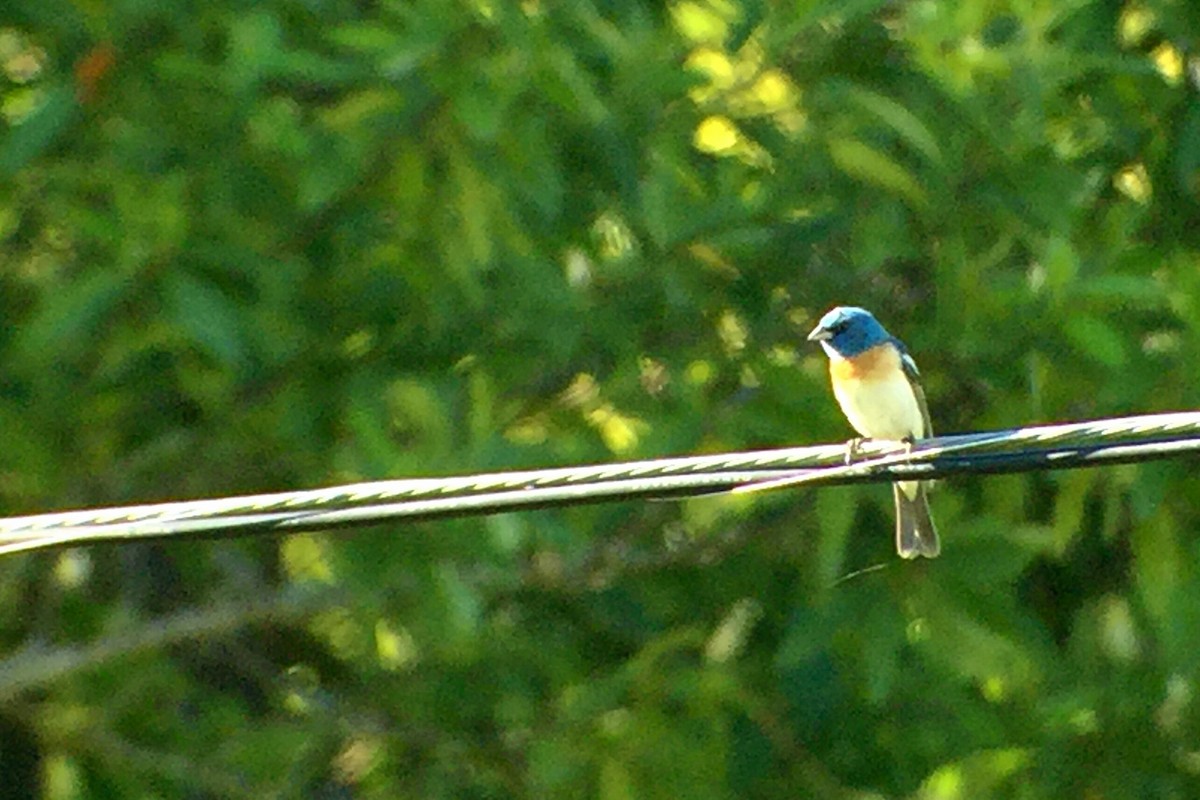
[2,0,1200,796]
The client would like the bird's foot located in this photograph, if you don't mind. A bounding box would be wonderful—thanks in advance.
[844,437,868,466]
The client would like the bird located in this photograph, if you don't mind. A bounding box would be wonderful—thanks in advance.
[806,306,940,558]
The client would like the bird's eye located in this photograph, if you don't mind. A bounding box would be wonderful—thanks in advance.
[830,321,848,334]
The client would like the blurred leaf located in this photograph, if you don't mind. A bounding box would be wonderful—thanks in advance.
[919,748,1032,799]
[813,485,856,590]
[1072,274,1165,306]
[1050,470,1097,555]
[163,272,248,369]
[10,268,129,367]
[924,603,1039,689]
[1041,235,1080,294]
[846,84,945,168]
[828,138,927,209]
[1062,314,1128,367]
[1176,96,1200,195]
[0,86,77,176]
[1131,509,1181,629]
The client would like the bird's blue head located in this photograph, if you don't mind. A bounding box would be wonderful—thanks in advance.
[806,306,893,358]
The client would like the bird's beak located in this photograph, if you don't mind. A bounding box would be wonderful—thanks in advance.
[806,324,831,342]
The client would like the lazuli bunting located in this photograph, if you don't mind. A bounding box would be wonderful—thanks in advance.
[807,306,940,558]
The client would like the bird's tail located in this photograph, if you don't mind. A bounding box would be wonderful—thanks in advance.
[893,482,939,559]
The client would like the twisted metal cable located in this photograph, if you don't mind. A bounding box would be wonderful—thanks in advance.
[736,410,1200,493]
[1,411,1198,557]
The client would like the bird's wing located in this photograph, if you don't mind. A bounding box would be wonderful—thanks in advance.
[899,348,933,438]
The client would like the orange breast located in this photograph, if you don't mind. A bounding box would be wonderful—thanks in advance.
[829,343,901,382]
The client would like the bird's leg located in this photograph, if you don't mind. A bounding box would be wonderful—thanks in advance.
[844,437,867,466]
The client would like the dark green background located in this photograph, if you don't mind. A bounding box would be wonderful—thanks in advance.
[2,1,1200,797]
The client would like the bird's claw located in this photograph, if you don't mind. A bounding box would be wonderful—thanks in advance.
[844,437,867,466]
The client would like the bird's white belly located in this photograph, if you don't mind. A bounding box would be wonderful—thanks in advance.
[831,369,924,441]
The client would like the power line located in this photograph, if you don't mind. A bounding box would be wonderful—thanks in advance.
[1,411,1197,557]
